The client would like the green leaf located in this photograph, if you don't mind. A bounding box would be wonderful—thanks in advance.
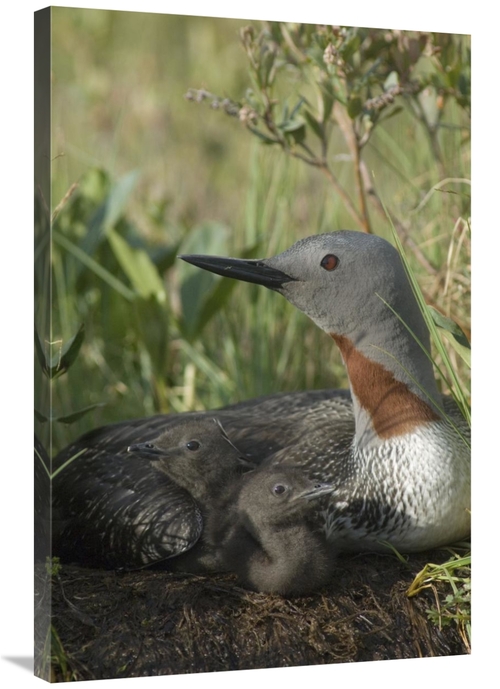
[458,72,470,98]
[307,44,328,70]
[35,323,85,379]
[193,244,261,335]
[304,109,324,140]
[248,70,264,100]
[103,170,141,230]
[347,95,362,119]
[428,306,470,349]
[428,306,471,367]
[132,296,170,376]
[150,240,183,274]
[384,71,399,90]
[53,230,136,301]
[35,326,49,376]
[178,223,231,338]
[247,125,280,145]
[79,167,110,203]
[278,116,307,145]
[178,225,261,340]
[289,97,307,120]
[192,275,240,336]
[56,323,85,376]
[340,31,361,62]
[378,105,404,123]
[34,403,106,425]
[107,228,166,301]
[279,116,306,133]
[288,124,306,145]
[78,170,141,264]
[319,79,336,123]
[54,403,106,425]
[34,408,49,423]
[259,46,276,88]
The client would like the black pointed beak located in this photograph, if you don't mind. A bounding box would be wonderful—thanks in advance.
[179,255,296,290]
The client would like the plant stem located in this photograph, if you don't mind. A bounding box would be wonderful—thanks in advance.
[333,103,371,233]
[318,162,367,229]
[359,161,438,276]
[408,94,446,178]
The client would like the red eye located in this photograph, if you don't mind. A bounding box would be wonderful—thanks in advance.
[320,254,339,271]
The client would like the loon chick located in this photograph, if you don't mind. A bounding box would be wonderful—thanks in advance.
[128,438,335,586]
[128,417,251,506]
[127,417,252,572]
[211,467,335,595]
[53,418,248,569]
[181,230,471,552]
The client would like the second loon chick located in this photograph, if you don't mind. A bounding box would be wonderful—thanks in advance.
[210,467,335,595]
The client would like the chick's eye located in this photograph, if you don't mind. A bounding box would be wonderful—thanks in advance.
[273,484,287,496]
[320,254,339,271]
[145,443,154,449]
[186,440,200,451]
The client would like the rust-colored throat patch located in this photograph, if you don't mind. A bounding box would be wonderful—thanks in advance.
[331,334,440,439]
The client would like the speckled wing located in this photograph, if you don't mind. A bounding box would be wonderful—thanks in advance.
[55,388,355,467]
[51,389,355,570]
[53,454,203,569]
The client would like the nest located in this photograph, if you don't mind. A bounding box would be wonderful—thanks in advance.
[35,549,468,681]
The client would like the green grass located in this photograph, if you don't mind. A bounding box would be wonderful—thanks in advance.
[407,547,471,650]
[37,10,471,460]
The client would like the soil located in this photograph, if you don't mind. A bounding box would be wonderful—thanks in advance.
[34,549,469,681]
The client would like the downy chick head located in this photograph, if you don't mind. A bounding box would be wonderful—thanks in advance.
[128,417,251,500]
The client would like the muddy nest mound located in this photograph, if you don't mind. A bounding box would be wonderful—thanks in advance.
[35,550,469,681]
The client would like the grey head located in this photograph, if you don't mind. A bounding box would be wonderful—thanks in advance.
[181,231,441,410]
[128,417,251,502]
[237,467,334,527]
[181,231,419,343]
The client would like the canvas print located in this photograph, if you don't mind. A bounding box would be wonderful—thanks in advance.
[34,6,471,682]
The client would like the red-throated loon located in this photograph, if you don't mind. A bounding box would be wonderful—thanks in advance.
[51,230,470,574]
[180,230,471,553]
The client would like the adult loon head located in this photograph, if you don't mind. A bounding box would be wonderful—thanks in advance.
[182,231,442,445]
